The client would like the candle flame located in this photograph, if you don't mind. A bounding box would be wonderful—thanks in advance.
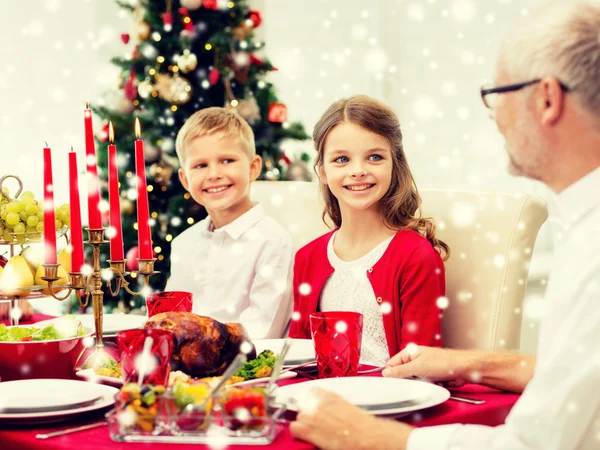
[109,121,115,143]
[134,117,141,139]
[85,101,90,109]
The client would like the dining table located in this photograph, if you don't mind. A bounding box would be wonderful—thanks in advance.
[0,313,520,449]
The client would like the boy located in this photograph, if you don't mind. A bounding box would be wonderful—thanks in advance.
[165,107,293,339]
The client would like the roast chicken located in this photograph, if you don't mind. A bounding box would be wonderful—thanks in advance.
[145,311,256,378]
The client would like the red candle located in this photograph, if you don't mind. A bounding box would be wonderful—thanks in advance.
[84,102,102,229]
[107,122,125,261]
[134,118,152,260]
[43,145,57,265]
[68,150,85,272]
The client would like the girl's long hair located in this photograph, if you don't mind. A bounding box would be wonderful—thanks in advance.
[313,95,449,260]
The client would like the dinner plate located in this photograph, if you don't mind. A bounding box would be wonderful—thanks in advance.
[274,377,450,416]
[253,338,315,366]
[0,379,118,424]
[75,368,298,387]
[35,314,147,337]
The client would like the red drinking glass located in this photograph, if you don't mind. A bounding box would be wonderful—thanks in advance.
[117,328,174,386]
[309,311,363,378]
[146,291,193,317]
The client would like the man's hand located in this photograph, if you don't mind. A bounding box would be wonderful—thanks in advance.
[383,345,475,387]
[0,300,34,321]
[383,345,535,394]
[289,388,413,450]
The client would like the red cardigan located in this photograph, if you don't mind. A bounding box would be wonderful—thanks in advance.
[289,229,445,358]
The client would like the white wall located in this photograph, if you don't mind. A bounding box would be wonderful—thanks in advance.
[2,0,549,350]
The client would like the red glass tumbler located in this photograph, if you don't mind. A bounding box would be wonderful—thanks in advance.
[117,328,174,386]
[146,291,193,317]
[309,311,363,378]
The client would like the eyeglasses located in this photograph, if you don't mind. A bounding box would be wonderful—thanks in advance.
[480,79,571,109]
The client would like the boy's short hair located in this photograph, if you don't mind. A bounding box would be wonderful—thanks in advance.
[175,107,256,164]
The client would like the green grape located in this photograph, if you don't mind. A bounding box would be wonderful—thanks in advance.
[19,210,28,222]
[26,226,37,233]
[26,216,39,227]
[20,191,35,203]
[36,222,44,232]
[55,219,62,230]
[61,214,70,227]
[6,202,20,213]
[25,202,38,215]
[37,210,43,221]
[0,210,7,221]
[13,222,26,234]
[59,203,70,212]
[15,201,25,213]
[5,212,19,227]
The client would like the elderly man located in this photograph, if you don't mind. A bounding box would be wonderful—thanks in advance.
[290,1,600,449]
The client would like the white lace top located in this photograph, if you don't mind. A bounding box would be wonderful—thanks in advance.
[319,232,394,366]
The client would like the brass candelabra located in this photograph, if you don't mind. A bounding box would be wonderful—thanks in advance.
[41,227,158,370]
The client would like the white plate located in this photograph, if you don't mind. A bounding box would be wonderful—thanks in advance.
[35,314,147,337]
[0,379,102,413]
[76,368,298,387]
[0,379,118,424]
[253,339,315,366]
[274,377,450,416]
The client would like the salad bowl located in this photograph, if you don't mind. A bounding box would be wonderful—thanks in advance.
[0,316,93,382]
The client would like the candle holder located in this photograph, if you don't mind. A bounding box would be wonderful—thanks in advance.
[41,227,158,370]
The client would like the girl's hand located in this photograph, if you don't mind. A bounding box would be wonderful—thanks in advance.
[0,300,34,321]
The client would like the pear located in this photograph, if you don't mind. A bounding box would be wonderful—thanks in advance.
[57,247,72,273]
[21,246,44,275]
[0,255,34,297]
[35,264,69,295]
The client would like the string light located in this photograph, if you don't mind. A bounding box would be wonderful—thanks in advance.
[147,185,154,192]
[158,255,164,261]
[166,234,173,242]
[205,43,212,50]
[183,193,191,199]
[149,68,156,75]
[187,217,194,224]
[151,212,158,218]
[133,222,138,230]
[228,1,235,7]
[171,105,178,111]
[231,99,239,107]
[126,171,132,177]
[153,246,162,253]
[157,56,165,63]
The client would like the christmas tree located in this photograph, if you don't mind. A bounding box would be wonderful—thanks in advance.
[92,0,309,311]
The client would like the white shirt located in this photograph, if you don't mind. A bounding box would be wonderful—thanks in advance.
[320,232,392,366]
[409,166,600,450]
[165,203,294,340]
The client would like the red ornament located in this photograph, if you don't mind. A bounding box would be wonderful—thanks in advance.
[280,153,292,165]
[163,12,173,31]
[123,76,137,101]
[268,103,288,123]
[203,0,218,10]
[120,33,130,44]
[97,122,110,143]
[248,10,263,28]
[126,246,139,272]
[250,54,264,65]
[209,68,220,85]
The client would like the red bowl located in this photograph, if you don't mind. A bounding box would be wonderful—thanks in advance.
[0,328,93,382]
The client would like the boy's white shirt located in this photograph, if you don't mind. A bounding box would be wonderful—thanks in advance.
[165,203,294,339]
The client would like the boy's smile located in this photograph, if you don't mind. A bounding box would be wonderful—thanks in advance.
[178,132,261,229]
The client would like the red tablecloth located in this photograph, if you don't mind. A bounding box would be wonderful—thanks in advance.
[0,313,520,449]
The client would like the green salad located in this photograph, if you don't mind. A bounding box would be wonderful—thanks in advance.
[0,315,85,342]
[235,350,277,380]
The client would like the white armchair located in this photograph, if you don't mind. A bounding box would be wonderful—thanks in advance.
[251,181,548,351]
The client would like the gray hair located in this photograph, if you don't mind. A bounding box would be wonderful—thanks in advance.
[500,0,600,120]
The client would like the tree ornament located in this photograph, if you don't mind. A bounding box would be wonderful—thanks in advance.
[236,98,261,124]
[114,92,135,114]
[137,79,154,99]
[268,103,288,123]
[144,143,161,163]
[250,54,264,66]
[232,22,253,41]
[123,75,137,101]
[126,246,139,272]
[180,0,203,10]
[209,68,220,85]
[248,10,263,28]
[286,160,312,181]
[121,198,134,215]
[176,50,198,73]
[150,161,174,187]
[155,73,192,104]
[97,122,110,143]
[133,20,151,41]
[121,33,130,44]
[203,0,218,10]
[163,12,173,32]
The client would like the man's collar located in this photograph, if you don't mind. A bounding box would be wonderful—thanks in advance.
[550,165,600,226]
[204,203,265,240]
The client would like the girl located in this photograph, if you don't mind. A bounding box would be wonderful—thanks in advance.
[289,95,449,366]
